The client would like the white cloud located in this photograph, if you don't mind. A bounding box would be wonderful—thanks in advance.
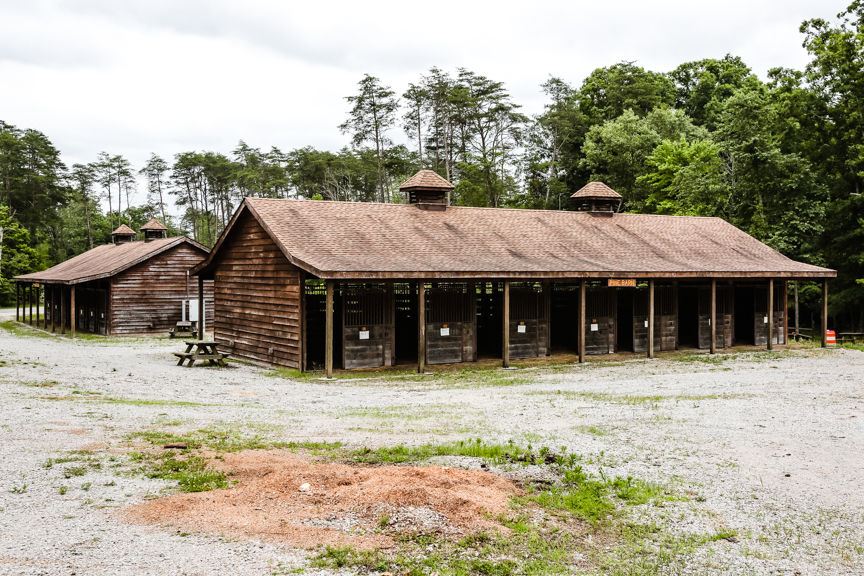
[0,0,851,206]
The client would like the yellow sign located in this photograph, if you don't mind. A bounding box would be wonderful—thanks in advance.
[608,279,636,287]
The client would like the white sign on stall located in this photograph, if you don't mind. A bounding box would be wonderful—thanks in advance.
[763,316,769,324]
[517,324,526,333]
[359,330,370,340]
[440,327,450,336]
[590,323,599,332]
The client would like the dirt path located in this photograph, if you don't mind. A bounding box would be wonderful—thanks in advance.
[0,309,862,575]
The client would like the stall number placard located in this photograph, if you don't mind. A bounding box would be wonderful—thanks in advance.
[517,321,526,333]
[590,323,599,332]
[440,327,450,336]
[763,316,769,324]
[359,329,370,340]
[644,320,649,328]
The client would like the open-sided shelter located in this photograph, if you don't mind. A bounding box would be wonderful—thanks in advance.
[192,170,836,375]
[15,219,213,336]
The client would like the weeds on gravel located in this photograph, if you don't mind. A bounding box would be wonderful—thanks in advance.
[126,425,341,492]
[347,438,534,464]
[130,451,228,492]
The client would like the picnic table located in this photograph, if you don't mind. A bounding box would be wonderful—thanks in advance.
[174,340,229,367]
[838,332,864,344]
[169,321,198,339]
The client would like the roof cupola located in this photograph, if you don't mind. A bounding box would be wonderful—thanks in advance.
[140,218,168,242]
[399,170,455,211]
[111,224,136,244]
[571,182,622,215]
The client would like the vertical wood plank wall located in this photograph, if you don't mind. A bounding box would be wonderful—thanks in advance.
[110,244,213,335]
[212,212,301,367]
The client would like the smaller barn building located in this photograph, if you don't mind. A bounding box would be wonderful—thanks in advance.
[14,219,213,336]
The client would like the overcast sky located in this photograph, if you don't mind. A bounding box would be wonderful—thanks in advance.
[0,0,850,206]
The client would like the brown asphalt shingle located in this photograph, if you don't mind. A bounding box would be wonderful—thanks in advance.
[15,237,207,285]
[399,170,455,191]
[571,182,622,199]
[228,198,833,279]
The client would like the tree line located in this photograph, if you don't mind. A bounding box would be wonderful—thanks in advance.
[0,1,861,329]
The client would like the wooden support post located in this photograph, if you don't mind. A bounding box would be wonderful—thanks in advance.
[325,280,334,378]
[710,279,717,354]
[502,281,510,368]
[60,287,65,334]
[29,285,33,325]
[821,279,828,347]
[648,280,655,359]
[767,279,774,350]
[70,285,76,338]
[16,283,20,322]
[417,281,426,373]
[578,280,586,363]
[197,276,205,337]
[673,281,679,350]
[51,287,56,333]
[36,286,41,326]
[300,275,306,372]
[794,281,799,340]
[783,281,788,345]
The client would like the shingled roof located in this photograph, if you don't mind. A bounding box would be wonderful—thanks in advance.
[140,218,167,230]
[571,181,622,200]
[399,170,455,191]
[16,237,208,285]
[111,224,136,235]
[193,198,834,280]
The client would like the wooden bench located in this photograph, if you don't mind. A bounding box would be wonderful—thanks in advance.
[174,340,229,367]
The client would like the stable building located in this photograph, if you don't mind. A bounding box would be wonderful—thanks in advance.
[14,219,213,336]
[191,171,836,374]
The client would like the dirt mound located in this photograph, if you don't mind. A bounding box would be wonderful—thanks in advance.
[123,450,521,549]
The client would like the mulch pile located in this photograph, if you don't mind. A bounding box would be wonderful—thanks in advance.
[123,450,521,549]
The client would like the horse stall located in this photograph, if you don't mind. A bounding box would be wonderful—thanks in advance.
[632,284,677,353]
[585,284,616,354]
[341,282,393,370]
[508,282,550,359]
[425,282,476,365]
[698,285,734,349]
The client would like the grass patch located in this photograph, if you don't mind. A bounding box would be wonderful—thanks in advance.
[574,424,609,436]
[347,438,533,465]
[126,425,342,493]
[132,452,228,492]
[35,394,215,407]
[0,320,56,339]
[21,380,59,388]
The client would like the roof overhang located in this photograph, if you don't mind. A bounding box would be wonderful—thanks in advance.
[15,237,210,285]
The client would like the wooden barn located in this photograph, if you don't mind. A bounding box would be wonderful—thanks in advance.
[191,171,836,374]
[14,219,214,336]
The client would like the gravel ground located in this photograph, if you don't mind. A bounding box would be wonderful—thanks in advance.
[0,308,862,576]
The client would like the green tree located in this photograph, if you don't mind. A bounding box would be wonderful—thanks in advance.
[581,108,704,209]
[522,78,585,209]
[577,62,676,124]
[669,55,759,129]
[339,75,399,203]
[139,153,170,224]
[0,205,40,305]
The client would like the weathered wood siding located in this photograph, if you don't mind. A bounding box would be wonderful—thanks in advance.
[697,286,733,349]
[110,244,213,335]
[633,286,676,352]
[752,285,787,346]
[508,284,550,360]
[212,212,301,367]
[426,321,475,364]
[426,283,477,365]
[585,287,615,355]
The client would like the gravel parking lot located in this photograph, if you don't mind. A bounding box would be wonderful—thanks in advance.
[0,309,862,576]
